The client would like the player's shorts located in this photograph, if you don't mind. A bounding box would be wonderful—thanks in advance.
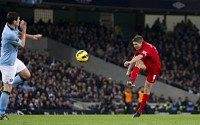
[0,58,26,84]
[145,64,161,84]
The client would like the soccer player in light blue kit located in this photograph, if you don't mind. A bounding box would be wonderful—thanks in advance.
[0,12,42,120]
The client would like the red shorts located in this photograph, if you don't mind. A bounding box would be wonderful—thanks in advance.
[145,65,161,84]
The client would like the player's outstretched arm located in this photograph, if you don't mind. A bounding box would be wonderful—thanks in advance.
[19,32,42,40]
[26,34,42,40]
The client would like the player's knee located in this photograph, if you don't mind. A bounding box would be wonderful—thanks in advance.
[144,89,150,94]
[144,87,148,93]
[23,72,31,80]
[135,62,142,68]
[3,84,12,93]
[25,72,31,79]
[144,84,151,94]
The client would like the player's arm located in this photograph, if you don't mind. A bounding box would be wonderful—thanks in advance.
[124,55,143,67]
[127,56,136,72]
[124,55,143,76]
[19,20,27,47]
[19,31,42,40]
[7,20,27,47]
[130,55,143,64]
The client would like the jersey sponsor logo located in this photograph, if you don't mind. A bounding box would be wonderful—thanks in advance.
[142,51,147,56]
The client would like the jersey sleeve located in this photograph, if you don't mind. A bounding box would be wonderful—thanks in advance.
[134,51,139,56]
[139,47,150,58]
[8,34,22,47]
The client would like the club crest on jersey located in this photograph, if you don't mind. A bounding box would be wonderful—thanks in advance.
[142,51,147,56]
[10,79,13,82]
[16,38,19,42]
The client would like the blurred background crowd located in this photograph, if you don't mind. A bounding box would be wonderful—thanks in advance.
[0,47,199,114]
[23,18,200,94]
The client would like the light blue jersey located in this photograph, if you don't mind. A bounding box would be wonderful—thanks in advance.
[0,23,22,66]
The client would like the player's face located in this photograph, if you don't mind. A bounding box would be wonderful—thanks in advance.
[133,42,142,50]
[13,17,20,27]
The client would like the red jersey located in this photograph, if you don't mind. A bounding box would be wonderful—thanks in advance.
[134,41,161,72]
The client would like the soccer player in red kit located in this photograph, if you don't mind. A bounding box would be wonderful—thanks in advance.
[124,35,161,118]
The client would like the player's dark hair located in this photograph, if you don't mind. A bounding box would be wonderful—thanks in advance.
[132,35,143,43]
[6,12,19,24]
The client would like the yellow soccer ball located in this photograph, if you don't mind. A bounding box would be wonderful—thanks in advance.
[76,50,89,62]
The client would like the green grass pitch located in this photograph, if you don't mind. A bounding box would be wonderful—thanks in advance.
[0,115,199,125]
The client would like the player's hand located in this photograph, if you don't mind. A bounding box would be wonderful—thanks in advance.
[126,70,131,77]
[20,20,27,32]
[31,34,42,40]
[124,61,131,67]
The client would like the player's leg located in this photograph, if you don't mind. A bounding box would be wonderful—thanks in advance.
[0,66,15,120]
[133,70,160,118]
[12,68,31,87]
[128,60,146,87]
[12,59,31,88]
[133,81,152,118]
[131,60,146,82]
[138,81,152,111]
[0,81,3,94]
[0,83,11,120]
[0,83,12,114]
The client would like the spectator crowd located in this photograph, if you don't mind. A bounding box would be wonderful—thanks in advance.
[24,18,200,94]
[0,48,199,114]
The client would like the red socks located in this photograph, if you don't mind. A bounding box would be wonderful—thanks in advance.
[131,67,140,82]
[131,66,148,114]
[138,94,150,113]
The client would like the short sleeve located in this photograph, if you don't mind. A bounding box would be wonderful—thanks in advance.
[140,47,150,58]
